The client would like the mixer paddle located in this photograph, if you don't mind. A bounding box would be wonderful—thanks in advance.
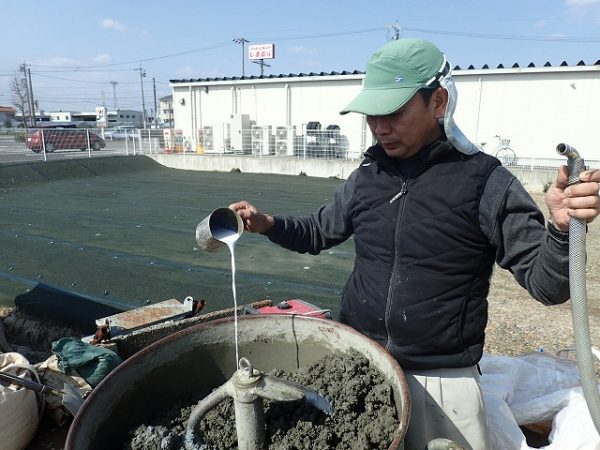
[184,356,332,450]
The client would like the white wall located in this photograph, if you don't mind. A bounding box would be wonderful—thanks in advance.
[453,67,599,160]
[172,76,367,155]
[172,65,600,160]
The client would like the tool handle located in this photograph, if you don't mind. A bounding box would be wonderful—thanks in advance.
[0,370,58,395]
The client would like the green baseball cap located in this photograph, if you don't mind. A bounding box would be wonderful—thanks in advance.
[340,39,446,116]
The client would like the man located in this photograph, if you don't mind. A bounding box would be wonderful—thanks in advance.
[229,39,600,449]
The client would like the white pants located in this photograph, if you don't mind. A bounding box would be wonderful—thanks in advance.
[403,366,490,450]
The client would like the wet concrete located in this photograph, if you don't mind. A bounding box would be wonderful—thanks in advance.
[125,351,400,450]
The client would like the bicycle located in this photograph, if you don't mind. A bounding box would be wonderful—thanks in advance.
[482,135,518,166]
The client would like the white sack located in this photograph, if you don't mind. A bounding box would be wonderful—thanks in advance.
[0,352,40,450]
[480,352,600,450]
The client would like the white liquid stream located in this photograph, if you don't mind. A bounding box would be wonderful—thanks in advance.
[213,227,241,368]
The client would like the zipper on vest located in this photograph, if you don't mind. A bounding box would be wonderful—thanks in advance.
[389,182,408,203]
[384,179,408,351]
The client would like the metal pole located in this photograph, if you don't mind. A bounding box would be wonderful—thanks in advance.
[153,77,158,128]
[475,77,483,144]
[251,60,270,76]
[233,37,249,77]
[110,81,118,109]
[27,68,36,125]
[20,64,34,126]
[242,41,246,77]
[139,67,147,129]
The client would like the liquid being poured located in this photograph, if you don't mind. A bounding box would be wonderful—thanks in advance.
[212,227,241,368]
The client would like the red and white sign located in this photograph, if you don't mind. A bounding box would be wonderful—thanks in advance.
[248,44,275,61]
[95,106,107,127]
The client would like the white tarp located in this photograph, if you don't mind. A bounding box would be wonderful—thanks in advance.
[480,352,600,449]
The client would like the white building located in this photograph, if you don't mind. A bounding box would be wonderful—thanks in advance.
[159,95,173,127]
[170,62,600,162]
[19,109,145,127]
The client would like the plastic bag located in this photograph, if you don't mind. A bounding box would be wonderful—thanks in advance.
[480,352,600,449]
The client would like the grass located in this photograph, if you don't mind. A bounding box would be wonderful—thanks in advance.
[0,156,353,317]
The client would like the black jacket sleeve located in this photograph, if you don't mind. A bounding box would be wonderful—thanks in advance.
[479,166,570,305]
[264,172,357,255]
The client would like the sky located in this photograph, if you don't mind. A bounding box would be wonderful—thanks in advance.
[1,0,600,113]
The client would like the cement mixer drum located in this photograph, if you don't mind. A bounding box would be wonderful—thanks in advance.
[66,314,410,449]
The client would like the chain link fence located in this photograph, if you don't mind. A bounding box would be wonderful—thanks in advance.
[0,126,598,170]
[0,127,163,164]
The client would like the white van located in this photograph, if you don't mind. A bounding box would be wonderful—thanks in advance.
[104,126,139,140]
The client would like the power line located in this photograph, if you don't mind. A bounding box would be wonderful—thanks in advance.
[254,26,382,42]
[8,22,600,113]
[19,26,383,73]
[23,68,135,74]
[32,72,137,84]
[15,24,600,75]
[400,25,600,43]
[28,41,233,70]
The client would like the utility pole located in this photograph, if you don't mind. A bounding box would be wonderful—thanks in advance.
[385,24,401,40]
[110,81,118,109]
[19,63,35,126]
[138,66,147,129]
[233,37,249,77]
[251,59,271,76]
[26,67,36,125]
[152,77,158,128]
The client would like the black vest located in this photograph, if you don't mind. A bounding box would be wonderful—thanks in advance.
[339,143,500,370]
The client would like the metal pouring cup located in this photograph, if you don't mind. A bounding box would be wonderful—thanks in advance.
[195,208,244,252]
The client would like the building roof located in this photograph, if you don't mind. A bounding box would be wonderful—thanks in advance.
[170,70,364,83]
[170,60,600,84]
[0,106,16,113]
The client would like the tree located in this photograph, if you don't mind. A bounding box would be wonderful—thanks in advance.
[9,73,30,128]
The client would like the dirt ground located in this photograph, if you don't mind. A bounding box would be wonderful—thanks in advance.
[485,192,600,358]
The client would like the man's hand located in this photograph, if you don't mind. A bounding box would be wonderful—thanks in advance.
[229,201,274,234]
[545,167,600,231]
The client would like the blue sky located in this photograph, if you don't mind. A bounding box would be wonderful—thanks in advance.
[2,0,600,112]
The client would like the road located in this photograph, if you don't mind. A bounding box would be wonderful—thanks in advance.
[0,135,160,164]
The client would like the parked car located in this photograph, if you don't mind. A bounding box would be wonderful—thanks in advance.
[26,128,106,153]
[104,126,139,140]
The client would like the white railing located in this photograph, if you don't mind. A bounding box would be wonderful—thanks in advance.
[0,127,598,171]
